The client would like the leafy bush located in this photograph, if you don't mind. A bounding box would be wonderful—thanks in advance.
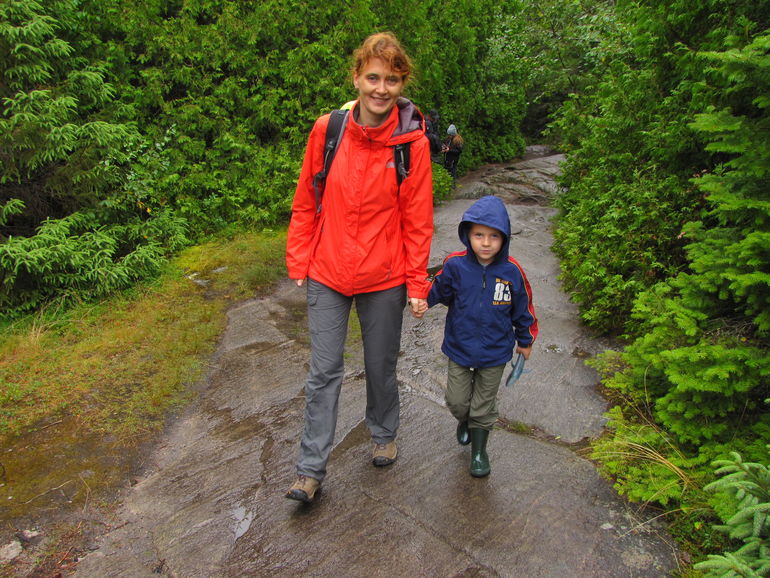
[431,163,454,205]
[0,206,188,320]
[499,0,620,140]
[549,0,770,333]
[0,0,140,236]
[553,171,698,333]
[589,23,770,450]
[87,0,528,236]
[549,12,770,567]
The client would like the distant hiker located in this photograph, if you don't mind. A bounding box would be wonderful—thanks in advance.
[427,108,440,131]
[425,109,443,163]
[442,123,464,179]
[426,195,538,477]
[285,32,434,503]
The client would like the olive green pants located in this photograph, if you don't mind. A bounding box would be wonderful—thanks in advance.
[445,360,505,431]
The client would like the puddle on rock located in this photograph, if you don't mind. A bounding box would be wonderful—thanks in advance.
[232,505,254,540]
[571,347,592,358]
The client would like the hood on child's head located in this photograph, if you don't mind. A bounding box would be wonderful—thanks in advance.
[458,195,511,263]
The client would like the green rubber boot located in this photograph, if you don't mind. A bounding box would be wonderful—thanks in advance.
[470,428,490,477]
[456,420,470,445]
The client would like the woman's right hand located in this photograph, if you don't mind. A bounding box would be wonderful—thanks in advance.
[291,278,305,287]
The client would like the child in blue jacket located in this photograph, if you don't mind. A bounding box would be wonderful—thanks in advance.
[428,195,538,477]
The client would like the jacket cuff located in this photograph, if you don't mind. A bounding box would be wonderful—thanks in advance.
[406,282,430,299]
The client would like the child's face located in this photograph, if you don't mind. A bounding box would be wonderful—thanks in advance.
[468,223,503,265]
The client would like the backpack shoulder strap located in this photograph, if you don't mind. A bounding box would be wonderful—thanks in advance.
[311,108,412,208]
[393,142,411,187]
[312,109,349,213]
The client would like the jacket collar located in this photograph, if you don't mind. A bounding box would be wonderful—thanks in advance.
[348,97,425,146]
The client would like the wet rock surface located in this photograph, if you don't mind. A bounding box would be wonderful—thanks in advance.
[73,148,679,577]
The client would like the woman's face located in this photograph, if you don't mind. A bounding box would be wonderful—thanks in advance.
[353,57,404,127]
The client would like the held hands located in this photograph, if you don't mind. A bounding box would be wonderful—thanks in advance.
[409,297,428,318]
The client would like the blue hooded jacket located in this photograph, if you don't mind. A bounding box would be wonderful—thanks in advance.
[428,195,538,368]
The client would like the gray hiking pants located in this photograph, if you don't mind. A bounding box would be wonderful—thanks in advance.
[445,360,505,431]
[296,279,406,481]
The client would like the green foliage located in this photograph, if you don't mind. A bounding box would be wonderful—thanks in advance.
[549,0,770,333]
[588,21,770,454]
[0,199,24,230]
[686,31,770,335]
[0,207,188,320]
[94,0,528,228]
[592,343,770,499]
[695,448,770,577]
[87,0,370,234]
[550,21,770,550]
[431,163,454,204]
[584,23,770,544]
[499,0,620,139]
[0,0,140,234]
[553,171,698,333]
[601,284,770,445]
[590,405,703,506]
[0,0,191,319]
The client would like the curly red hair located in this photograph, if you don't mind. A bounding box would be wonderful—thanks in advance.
[352,32,413,83]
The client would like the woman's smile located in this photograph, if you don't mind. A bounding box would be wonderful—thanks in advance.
[353,57,404,127]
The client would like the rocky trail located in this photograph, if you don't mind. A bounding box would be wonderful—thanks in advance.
[10,147,682,577]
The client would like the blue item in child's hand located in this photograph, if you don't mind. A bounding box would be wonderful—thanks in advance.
[505,353,526,388]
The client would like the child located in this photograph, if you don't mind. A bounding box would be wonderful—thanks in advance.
[427,195,538,477]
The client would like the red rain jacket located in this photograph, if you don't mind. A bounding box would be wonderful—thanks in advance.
[286,98,434,298]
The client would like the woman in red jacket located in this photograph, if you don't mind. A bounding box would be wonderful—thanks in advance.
[285,32,434,503]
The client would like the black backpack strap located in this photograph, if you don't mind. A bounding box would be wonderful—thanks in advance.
[312,108,412,209]
[393,142,411,187]
[312,109,349,214]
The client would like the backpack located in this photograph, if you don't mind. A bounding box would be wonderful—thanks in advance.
[312,109,411,214]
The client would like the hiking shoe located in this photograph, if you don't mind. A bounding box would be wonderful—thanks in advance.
[285,475,320,503]
[372,441,398,466]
